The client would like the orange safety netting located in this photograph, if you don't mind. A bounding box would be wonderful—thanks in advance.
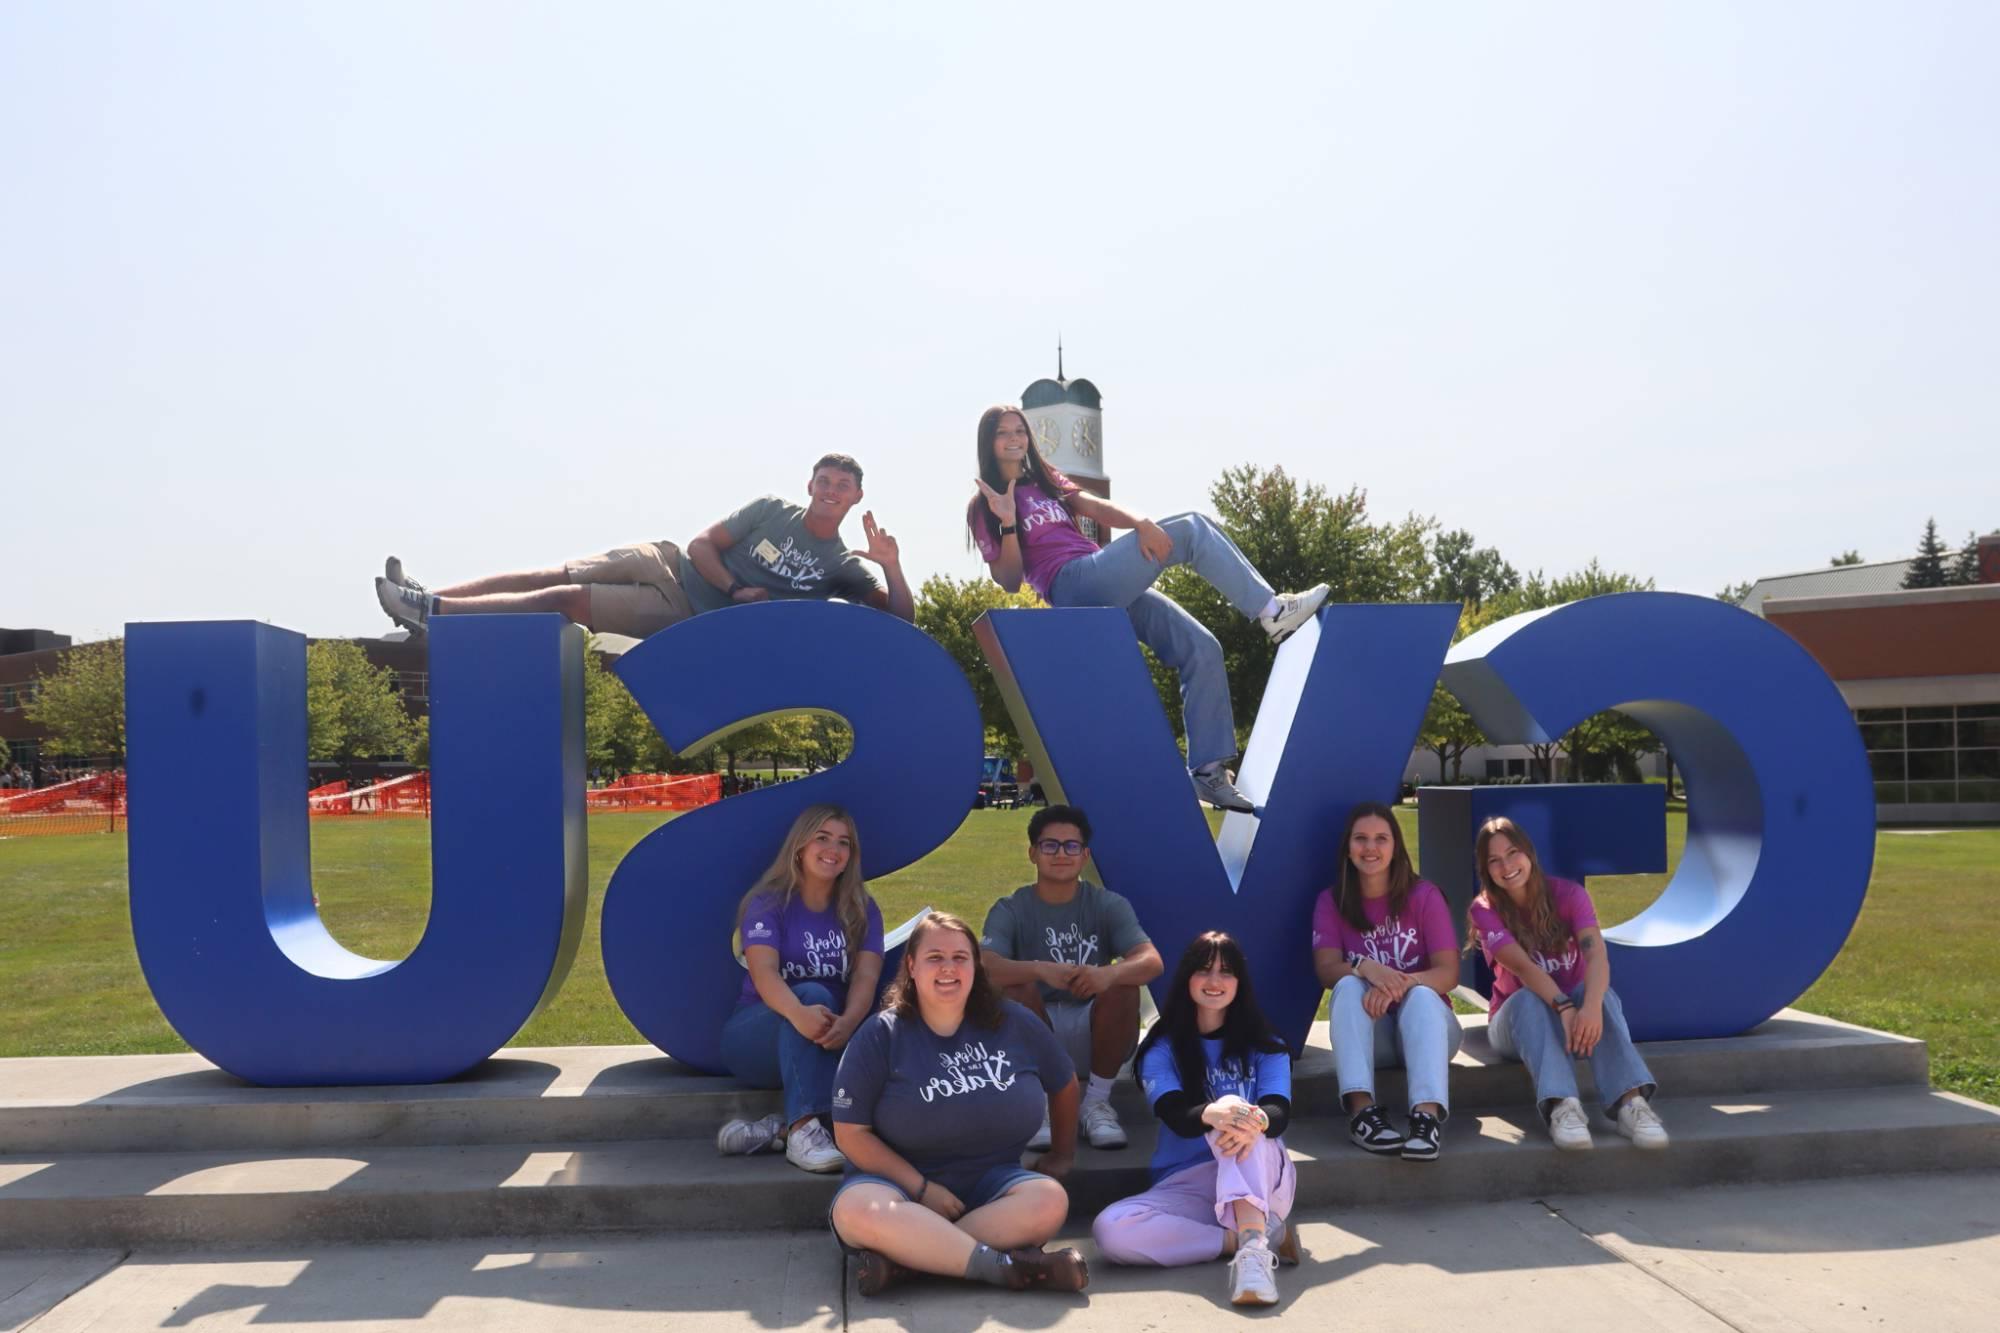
[585,772,722,812]
[307,772,432,817]
[0,771,127,838]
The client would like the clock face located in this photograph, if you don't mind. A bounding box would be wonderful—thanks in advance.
[1071,416,1100,459]
[1034,416,1061,457]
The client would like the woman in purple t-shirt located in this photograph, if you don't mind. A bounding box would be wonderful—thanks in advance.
[715,804,887,1174]
[1309,802,1464,1160]
[1466,816,1666,1151]
[966,405,1329,815]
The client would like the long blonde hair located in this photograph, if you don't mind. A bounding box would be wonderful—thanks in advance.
[734,804,871,961]
[1467,816,1569,957]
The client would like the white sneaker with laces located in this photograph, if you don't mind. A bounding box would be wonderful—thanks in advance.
[1080,1098,1127,1149]
[1616,1095,1669,1150]
[1027,1110,1053,1152]
[785,1120,846,1173]
[1229,1236,1279,1306]
[375,577,431,633]
[716,1112,784,1156]
[1548,1096,1594,1151]
[1192,767,1256,814]
[1260,583,1331,643]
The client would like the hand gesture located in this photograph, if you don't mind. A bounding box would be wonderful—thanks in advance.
[850,511,901,569]
[919,1179,966,1220]
[1065,965,1113,1000]
[1136,519,1173,563]
[975,477,1018,525]
[1569,1000,1603,1057]
[816,1010,861,1051]
[788,1004,835,1042]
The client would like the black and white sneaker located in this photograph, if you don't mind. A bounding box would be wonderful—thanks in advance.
[1348,1104,1406,1155]
[1402,1110,1443,1161]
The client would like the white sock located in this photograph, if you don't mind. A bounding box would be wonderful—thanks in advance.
[1083,1073,1115,1107]
[1258,597,1280,620]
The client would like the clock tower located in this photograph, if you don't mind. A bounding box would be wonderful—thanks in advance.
[1019,345,1111,538]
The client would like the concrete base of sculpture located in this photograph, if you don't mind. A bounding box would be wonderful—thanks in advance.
[1,1010,1994,1249]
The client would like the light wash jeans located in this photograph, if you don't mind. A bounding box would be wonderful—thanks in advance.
[1047,512,1276,771]
[1487,984,1657,1121]
[1329,974,1463,1116]
[718,980,841,1126]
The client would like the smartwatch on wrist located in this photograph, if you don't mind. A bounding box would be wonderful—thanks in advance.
[999,523,1018,537]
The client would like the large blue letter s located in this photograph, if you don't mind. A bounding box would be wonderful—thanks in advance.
[600,602,984,1074]
[1441,592,1876,1038]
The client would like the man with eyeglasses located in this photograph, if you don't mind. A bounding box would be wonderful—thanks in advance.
[980,804,1164,1151]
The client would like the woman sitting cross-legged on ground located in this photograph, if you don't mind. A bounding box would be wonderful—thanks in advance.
[1311,801,1465,1161]
[715,805,885,1174]
[1093,932,1299,1309]
[1467,816,1667,1151]
[828,912,1089,1297]
[968,404,1328,814]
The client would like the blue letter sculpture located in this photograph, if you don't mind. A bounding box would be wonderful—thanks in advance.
[1440,592,1876,1039]
[126,616,587,1085]
[600,602,983,1074]
[976,604,1460,1051]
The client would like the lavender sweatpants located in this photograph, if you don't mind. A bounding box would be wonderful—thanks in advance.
[1092,1133,1295,1266]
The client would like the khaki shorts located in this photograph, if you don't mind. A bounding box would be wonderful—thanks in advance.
[565,540,695,639]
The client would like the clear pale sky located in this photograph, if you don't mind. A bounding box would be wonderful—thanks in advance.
[4,2,1995,644]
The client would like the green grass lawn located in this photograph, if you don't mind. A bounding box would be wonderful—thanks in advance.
[2,810,1994,1102]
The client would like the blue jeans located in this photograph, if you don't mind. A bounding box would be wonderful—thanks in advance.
[719,981,842,1127]
[1330,975,1463,1116]
[1048,512,1276,770]
[1488,984,1657,1121]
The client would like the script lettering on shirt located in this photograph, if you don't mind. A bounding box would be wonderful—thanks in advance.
[1361,919,1421,971]
[1206,1057,1253,1102]
[1018,492,1070,535]
[1042,923,1100,966]
[788,926,849,980]
[919,1040,1017,1102]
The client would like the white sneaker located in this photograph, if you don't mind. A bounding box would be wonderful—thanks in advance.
[375,576,432,633]
[1260,583,1330,643]
[1081,1098,1128,1149]
[716,1112,784,1156]
[1616,1095,1669,1150]
[1548,1096,1593,1151]
[785,1120,845,1173]
[1228,1236,1279,1306]
[1192,767,1256,813]
[1027,1110,1053,1152]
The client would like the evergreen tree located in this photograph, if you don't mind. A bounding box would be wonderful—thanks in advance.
[1902,519,1950,589]
[1948,531,1981,586]
[1830,550,1863,566]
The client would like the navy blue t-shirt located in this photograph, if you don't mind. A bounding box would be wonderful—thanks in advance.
[832,1000,1076,1193]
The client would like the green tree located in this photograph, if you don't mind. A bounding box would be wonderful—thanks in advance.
[1430,529,1520,610]
[304,641,413,762]
[1903,518,1950,589]
[1157,466,1435,734]
[1948,531,1982,586]
[913,574,1045,757]
[1417,682,1484,783]
[1830,550,1864,566]
[1715,580,1755,607]
[25,638,125,761]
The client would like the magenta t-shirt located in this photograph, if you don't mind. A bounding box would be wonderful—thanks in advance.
[1309,879,1457,974]
[970,476,1100,601]
[736,891,886,1011]
[1467,876,1599,1010]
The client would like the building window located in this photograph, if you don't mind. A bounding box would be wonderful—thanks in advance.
[1856,703,2000,806]
[1484,760,1503,780]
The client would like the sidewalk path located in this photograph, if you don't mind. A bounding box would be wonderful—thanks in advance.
[6,1171,1994,1330]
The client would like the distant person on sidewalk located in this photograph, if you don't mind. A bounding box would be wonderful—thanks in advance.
[714,806,885,1175]
[1466,816,1667,1152]
[829,912,1089,1297]
[979,804,1163,1154]
[373,454,914,639]
[966,404,1328,813]
[1094,932,1299,1309]
[1312,802,1465,1162]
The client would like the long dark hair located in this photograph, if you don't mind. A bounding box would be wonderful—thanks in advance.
[1133,932,1287,1097]
[964,405,1081,547]
[1334,801,1417,933]
[881,911,1004,1030]
[1466,816,1568,957]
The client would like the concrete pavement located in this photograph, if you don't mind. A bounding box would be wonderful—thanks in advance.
[5,1171,1995,1331]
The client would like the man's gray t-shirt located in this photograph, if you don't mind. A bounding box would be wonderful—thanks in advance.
[679,495,883,614]
[980,881,1151,1006]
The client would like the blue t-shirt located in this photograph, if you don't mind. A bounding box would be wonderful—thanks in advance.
[736,891,885,1012]
[1138,1035,1292,1183]
[832,1000,1076,1195]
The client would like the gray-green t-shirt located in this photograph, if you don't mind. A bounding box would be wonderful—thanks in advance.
[679,495,883,615]
[980,881,1151,1006]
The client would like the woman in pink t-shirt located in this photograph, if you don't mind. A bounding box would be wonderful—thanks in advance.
[966,405,1328,815]
[1466,816,1667,1151]
[1309,802,1464,1160]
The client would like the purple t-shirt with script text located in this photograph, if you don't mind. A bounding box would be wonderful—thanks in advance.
[1468,876,1599,1010]
[832,1000,1075,1194]
[970,475,1100,602]
[736,891,885,1012]
[1310,879,1457,974]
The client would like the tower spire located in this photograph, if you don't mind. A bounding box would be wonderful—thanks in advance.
[1057,335,1064,383]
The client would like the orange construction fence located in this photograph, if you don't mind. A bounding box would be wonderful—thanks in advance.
[585,772,722,812]
[0,771,127,838]
[307,772,432,817]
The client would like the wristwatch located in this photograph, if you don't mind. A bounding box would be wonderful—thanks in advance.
[999,524,1018,537]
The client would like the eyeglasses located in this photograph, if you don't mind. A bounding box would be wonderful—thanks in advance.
[1035,839,1086,856]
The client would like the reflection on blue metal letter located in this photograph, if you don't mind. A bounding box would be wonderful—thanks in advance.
[601,602,983,1073]
[1440,592,1875,1039]
[125,616,588,1085]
